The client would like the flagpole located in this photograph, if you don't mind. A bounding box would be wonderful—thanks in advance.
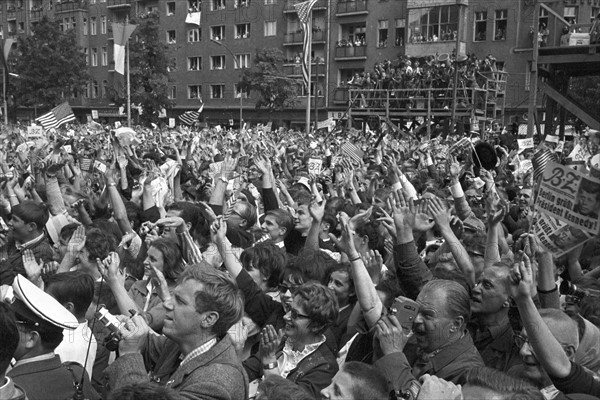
[3,67,6,125]
[305,12,313,134]
[126,15,131,127]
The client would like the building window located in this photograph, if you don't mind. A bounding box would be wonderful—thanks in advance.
[167,30,176,44]
[92,81,99,98]
[408,6,457,43]
[84,84,90,99]
[211,55,225,70]
[101,16,106,34]
[564,6,577,24]
[91,48,98,66]
[167,2,176,15]
[101,47,107,66]
[188,56,202,71]
[188,85,202,99]
[235,0,249,7]
[83,18,88,35]
[264,0,276,4]
[234,84,249,98]
[235,54,250,69]
[235,23,250,39]
[340,24,366,46]
[395,19,405,46]
[593,7,600,23]
[264,21,276,36]
[211,84,225,99]
[168,57,177,72]
[188,0,201,12]
[169,86,177,99]
[71,17,76,31]
[494,9,507,40]
[188,28,201,42]
[90,17,96,35]
[474,11,487,42]
[83,48,89,66]
[377,20,388,48]
[539,7,548,28]
[212,0,226,11]
[211,25,225,41]
[102,80,108,98]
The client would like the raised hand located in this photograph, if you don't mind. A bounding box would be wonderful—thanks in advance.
[210,216,228,244]
[376,314,411,355]
[67,225,86,254]
[259,324,284,363]
[308,199,325,223]
[428,197,451,228]
[508,252,534,302]
[22,249,43,284]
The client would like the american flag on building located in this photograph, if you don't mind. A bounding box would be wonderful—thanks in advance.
[35,102,76,130]
[294,0,318,89]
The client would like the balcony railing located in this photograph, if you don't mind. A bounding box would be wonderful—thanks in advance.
[283,64,326,76]
[334,45,367,59]
[335,0,367,16]
[107,0,131,9]
[55,0,87,13]
[283,30,326,44]
[284,0,326,11]
[7,11,16,20]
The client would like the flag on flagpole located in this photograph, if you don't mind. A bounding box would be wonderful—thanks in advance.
[113,22,137,75]
[341,141,364,165]
[35,102,76,130]
[1,39,15,70]
[294,0,318,89]
[179,111,200,126]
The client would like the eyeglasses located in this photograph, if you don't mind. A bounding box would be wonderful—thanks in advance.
[513,333,529,348]
[288,308,311,320]
[279,283,299,294]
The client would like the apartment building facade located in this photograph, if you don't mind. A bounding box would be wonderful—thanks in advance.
[0,0,599,126]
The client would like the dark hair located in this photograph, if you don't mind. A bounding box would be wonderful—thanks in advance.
[59,223,80,245]
[341,362,390,400]
[240,242,286,289]
[148,238,184,282]
[45,271,95,320]
[355,220,383,252]
[329,263,356,303]
[84,228,116,262]
[11,201,49,231]
[237,202,257,228]
[180,262,243,336]
[91,219,123,244]
[294,282,339,335]
[109,382,177,400]
[375,276,404,308]
[265,209,294,238]
[256,375,312,400]
[124,201,142,231]
[166,202,208,246]
[19,322,64,351]
[287,249,337,285]
[465,367,543,400]
[0,303,19,374]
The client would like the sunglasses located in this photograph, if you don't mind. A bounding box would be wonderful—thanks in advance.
[288,308,311,320]
[279,283,299,293]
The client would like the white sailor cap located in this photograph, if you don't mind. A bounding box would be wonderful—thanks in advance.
[11,274,78,330]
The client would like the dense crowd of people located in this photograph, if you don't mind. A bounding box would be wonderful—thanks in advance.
[0,118,599,400]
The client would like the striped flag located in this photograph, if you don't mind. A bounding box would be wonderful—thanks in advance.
[35,102,76,130]
[532,147,558,182]
[294,0,318,89]
[179,111,200,126]
[341,141,364,165]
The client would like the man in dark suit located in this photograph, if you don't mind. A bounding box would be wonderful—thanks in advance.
[104,263,248,400]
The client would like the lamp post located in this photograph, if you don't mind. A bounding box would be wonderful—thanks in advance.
[211,39,243,128]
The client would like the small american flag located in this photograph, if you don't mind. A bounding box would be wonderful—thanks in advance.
[80,158,93,172]
[533,147,558,182]
[35,102,76,130]
[341,141,364,165]
[179,111,200,126]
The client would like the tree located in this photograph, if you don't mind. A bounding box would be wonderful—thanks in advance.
[111,12,172,125]
[239,48,299,112]
[9,17,89,109]
[569,76,600,126]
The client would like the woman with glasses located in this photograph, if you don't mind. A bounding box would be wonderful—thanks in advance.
[243,282,339,399]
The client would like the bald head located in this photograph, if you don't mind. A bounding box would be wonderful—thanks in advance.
[539,308,579,351]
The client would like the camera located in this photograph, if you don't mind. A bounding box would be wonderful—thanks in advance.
[559,281,600,305]
[95,305,122,352]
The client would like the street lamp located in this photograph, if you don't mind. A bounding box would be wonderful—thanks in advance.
[210,39,243,129]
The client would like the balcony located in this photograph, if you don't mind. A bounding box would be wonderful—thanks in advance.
[335,0,367,16]
[334,45,367,60]
[283,0,326,12]
[283,63,326,77]
[107,0,131,9]
[7,11,16,21]
[283,30,326,45]
[54,0,88,13]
